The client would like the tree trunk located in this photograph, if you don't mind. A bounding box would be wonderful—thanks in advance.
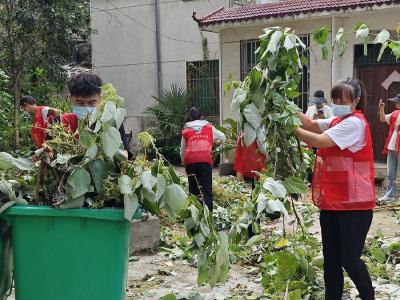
[13,70,22,150]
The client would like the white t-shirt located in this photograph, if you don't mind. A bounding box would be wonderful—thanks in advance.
[42,106,50,123]
[385,113,400,151]
[317,116,366,153]
[305,105,334,120]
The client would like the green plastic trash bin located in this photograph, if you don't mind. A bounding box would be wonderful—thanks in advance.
[4,206,135,300]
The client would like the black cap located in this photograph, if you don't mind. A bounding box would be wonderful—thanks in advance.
[388,94,400,103]
[312,90,327,104]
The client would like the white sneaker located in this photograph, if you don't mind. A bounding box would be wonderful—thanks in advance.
[377,195,396,205]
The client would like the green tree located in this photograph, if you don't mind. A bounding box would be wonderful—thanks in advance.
[0,0,91,149]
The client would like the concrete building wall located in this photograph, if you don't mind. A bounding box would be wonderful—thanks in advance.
[91,0,229,143]
[219,8,400,122]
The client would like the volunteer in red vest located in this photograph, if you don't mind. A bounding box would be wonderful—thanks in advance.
[295,78,375,300]
[378,93,400,205]
[234,136,266,188]
[61,72,132,159]
[20,95,60,148]
[180,107,225,212]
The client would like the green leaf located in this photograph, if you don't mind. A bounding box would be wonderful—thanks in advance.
[124,193,139,221]
[313,26,328,44]
[249,68,263,91]
[101,101,117,123]
[243,103,262,129]
[288,289,302,300]
[276,251,298,280]
[189,204,200,223]
[243,122,256,147]
[67,167,92,198]
[101,126,122,159]
[112,107,125,129]
[89,160,109,193]
[246,234,261,246]
[252,91,265,114]
[364,38,369,56]
[267,30,283,53]
[230,88,246,119]
[0,152,33,171]
[284,33,296,50]
[118,175,133,195]
[79,129,96,148]
[283,176,307,195]
[215,231,230,283]
[140,171,157,191]
[335,27,346,57]
[85,145,98,159]
[163,183,187,220]
[390,41,400,59]
[59,196,85,209]
[160,294,177,300]
[0,180,17,202]
[155,173,166,202]
[224,82,231,95]
[194,232,206,247]
[377,42,389,61]
[262,177,286,198]
[374,29,390,44]
[355,23,369,39]
[51,154,74,167]
[168,165,181,185]
[371,248,386,264]
[322,44,329,60]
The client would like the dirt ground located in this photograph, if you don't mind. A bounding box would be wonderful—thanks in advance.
[7,184,400,300]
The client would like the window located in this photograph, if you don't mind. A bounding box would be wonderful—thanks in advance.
[240,36,310,113]
[186,60,220,116]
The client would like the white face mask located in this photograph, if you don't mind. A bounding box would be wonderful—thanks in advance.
[331,103,352,117]
[72,106,96,119]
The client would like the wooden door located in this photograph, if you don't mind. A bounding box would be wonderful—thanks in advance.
[359,65,400,161]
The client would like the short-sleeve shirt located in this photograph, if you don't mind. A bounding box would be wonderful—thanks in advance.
[384,113,400,151]
[317,116,366,153]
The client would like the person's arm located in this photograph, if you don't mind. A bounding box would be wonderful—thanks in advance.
[379,99,386,123]
[180,137,185,162]
[298,113,323,133]
[294,128,336,148]
[212,126,226,143]
[118,124,130,158]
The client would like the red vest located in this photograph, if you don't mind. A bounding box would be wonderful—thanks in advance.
[31,106,47,148]
[182,124,213,166]
[312,111,375,211]
[61,113,78,134]
[383,110,400,155]
[234,137,266,179]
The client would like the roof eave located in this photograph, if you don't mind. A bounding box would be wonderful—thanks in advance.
[198,2,400,31]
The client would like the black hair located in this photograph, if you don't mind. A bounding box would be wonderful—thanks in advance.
[185,107,202,122]
[331,78,367,111]
[20,95,36,107]
[68,72,103,97]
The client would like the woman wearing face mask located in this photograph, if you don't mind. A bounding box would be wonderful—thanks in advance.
[295,78,375,300]
[378,93,400,205]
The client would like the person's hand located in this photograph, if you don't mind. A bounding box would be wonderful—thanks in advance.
[379,99,385,109]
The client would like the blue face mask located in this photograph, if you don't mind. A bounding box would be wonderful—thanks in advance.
[331,103,351,117]
[72,106,96,119]
[22,111,31,118]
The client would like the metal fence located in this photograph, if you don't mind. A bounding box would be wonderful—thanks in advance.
[240,35,310,113]
[186,60,220,116]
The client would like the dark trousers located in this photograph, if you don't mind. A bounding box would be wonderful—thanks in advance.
[320,210,374,300]
[185,163,213,211]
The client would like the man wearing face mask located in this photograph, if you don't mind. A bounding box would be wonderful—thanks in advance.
[20,95,60,148]
[61,72,132,159]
